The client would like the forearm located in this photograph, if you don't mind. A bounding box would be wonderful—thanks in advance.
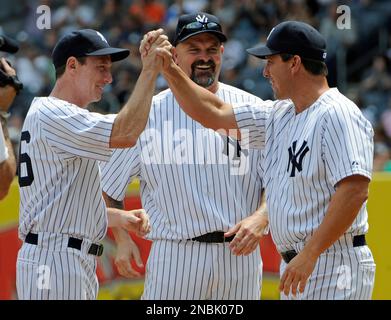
[301,175,369,259]
[110,68,159,148]
[255,193,269,233]
[103,192,128,241]
[104,193,123,226]
[257,192,267,215]
[162,63,238,134]
[0,121,16,200]
[107,207,124,228]
[0,86,17,111]
[112,225,132,244]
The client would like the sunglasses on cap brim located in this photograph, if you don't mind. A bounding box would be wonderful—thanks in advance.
[177,21,222,39]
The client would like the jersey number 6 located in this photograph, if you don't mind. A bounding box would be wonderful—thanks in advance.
[18,130,35,187]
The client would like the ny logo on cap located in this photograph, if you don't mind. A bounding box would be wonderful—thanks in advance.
[196,14,208,23]
[96,31,108,44]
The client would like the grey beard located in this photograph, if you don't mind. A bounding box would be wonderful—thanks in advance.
[191,73,215,88]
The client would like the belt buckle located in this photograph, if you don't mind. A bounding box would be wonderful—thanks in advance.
[96,244,104,256]
[88,243,104,256]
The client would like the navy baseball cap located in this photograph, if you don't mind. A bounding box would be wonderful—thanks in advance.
[247,21,327,61]
[52,29,130,69]
[174,12,227,46]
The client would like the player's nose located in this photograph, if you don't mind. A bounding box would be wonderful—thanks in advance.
[197,51,212,62]
[104,72,113,84]
[263,63,270,78]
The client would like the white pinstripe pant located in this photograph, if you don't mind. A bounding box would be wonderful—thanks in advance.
[279,243,375,300]
[142,239,262,300]
[16,233,98,300]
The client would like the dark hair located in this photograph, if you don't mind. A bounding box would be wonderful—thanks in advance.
[280,53,328,76]
[55,56,87,79]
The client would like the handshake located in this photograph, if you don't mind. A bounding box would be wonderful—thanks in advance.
[138,29,174,72]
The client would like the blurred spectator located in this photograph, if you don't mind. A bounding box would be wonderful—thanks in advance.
[236,54,274,100]
[208,0,236,31]
[221,38,246,73]
[129,0,167,31]
[14,36,48,95]
[380,97,391,139]
[319,1,358,86]
[360,54,391,118]
[285,0,319,27]
[373,126,391,172]
[53,0,95,36]
[229,0,270,48]
[95,0,123,32]
[181,0,208,13]
[351,0,389,39]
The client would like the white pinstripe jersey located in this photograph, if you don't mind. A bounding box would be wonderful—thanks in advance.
[18,97,116,243]
[102,83,270,240]
[234,88,374,251]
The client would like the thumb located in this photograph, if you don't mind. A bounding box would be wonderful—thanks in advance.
[224,223,240,237]
[133,209,146,217]
[125,213,142,224]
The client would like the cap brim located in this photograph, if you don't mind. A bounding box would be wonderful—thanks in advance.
[246,44,280,59]
[176,30,227,45]
[85,47,130,62]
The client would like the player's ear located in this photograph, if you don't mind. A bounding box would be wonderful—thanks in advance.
[291,55,301,74]
[220,44,224,55]
[66,57,78,73]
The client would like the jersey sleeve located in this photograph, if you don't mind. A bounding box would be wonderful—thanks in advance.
[321,106,374,186]
[233,101,273,149]
[101,146,141,201]
[39,100,116,162]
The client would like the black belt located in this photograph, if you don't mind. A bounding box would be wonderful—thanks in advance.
[280,235,367,264]
[25,232,104,257]
[189,231,234,243]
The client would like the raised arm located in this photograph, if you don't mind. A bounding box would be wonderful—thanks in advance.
[163,62,238,133]
[140,33,239,138]
[110,29,172,148]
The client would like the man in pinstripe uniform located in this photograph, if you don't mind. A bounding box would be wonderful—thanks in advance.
[16,29,171,299]
[154,21,376,299]
[101,13,269,299]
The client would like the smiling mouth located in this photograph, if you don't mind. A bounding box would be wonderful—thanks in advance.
[195,65,213,70]
[192,59,216,73]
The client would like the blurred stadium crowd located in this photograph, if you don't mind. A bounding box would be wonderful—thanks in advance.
[1,0,391,171]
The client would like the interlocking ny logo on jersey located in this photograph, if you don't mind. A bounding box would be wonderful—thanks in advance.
[196,15,208,23]
[287,140,310,177]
